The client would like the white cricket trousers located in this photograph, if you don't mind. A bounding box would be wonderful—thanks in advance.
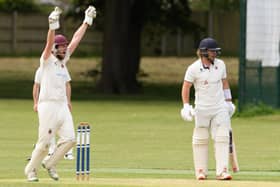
[25,101,75,174]
[37,101,75,149]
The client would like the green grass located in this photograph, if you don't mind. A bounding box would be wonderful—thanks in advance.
[0,57,279,186]
[1,99,280,186]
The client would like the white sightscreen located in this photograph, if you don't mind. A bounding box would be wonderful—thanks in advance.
[246,0,280,67]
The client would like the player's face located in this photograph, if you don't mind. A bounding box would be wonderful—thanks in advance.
[56,44,68,60]
[207,50,217,61]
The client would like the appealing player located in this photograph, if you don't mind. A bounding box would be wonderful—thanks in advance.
[31,67,74,161]
[180,37,235,180]
[24,6,96,182]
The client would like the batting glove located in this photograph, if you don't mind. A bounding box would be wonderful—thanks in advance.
[48,7,62,30]
[226,101,236,117]
[180,103,195,122]
[83,6,97,26]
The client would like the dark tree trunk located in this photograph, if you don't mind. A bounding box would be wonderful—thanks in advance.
[98,0,142,94]
[126,0,143,92]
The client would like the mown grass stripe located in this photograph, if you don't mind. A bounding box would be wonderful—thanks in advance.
[58,168,280,176]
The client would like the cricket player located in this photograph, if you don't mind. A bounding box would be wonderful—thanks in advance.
[180,37,235,180]
[33,67,74,161]
[24,5,96,182]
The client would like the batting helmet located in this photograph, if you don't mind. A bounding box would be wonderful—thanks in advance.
[54,34,68,47]
[198,37,221,57]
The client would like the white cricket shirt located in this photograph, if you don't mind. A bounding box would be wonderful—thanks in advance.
[34,66,71,84]
[184,58,227,108]
[38,50,71,102]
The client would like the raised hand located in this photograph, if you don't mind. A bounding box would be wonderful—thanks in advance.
[83,6,97,26]
[48,6,62,30]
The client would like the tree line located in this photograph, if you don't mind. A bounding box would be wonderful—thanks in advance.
[0,0,239,94]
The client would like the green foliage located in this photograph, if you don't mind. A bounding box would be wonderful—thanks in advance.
[236,103,275,117]
[66,0,104,31]
[0,0,41,12]
[67,0,198,34]
[143,0,193,33]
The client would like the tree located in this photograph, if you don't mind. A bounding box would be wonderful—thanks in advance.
[0,0,41,12]
[189,0,239,36]
[100,0,197,94]
[99,0,141,93]
[70,0,195,94]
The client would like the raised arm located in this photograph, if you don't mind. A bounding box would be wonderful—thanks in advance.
[42,30,55,60]
[67,23,88,55]
[68,6,96,55]
[42,7,62,61]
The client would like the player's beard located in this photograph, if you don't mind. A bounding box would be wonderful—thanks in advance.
[56,51,66,60]
[207,54,216,64]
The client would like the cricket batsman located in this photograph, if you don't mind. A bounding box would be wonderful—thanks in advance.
[24,5,96,182]
[180,37,235,180]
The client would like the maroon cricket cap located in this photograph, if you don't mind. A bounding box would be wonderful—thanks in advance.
[54,34,68,46]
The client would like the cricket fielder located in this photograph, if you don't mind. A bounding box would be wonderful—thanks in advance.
[32,67,74,161]
[24,6,96,182]
[180,37,235,180]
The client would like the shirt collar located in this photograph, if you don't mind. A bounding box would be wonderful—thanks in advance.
[200,59,215,70]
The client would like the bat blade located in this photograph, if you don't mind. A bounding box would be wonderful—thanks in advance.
[229,130,239,172]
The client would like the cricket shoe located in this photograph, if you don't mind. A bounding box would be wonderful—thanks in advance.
[196,169,207,180]
[42,163,59,181]
[216,172,232,180]
[25,169,39,182]
[64,153,74,160]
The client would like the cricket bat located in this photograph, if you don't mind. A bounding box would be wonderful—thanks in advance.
[229,130,239,172]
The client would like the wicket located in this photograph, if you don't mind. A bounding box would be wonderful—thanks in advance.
[76,122,91,180]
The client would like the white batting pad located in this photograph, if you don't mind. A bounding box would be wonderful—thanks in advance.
[214,126,230,175]
[192,128,209,178]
